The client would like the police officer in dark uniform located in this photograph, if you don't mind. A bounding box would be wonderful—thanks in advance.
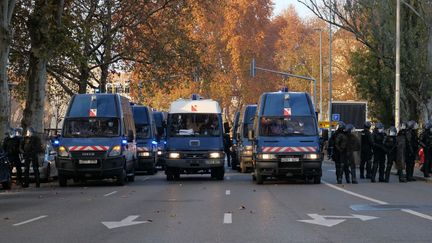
[371,123,386,182]
[223,122,232,167]
[329,121,346,184]
[384,126,406,182]
[405,120,418,181]
[360,121,373,179]
[2,128,23,185]
[20,127,43,188]
[343,124,359,184]
[419,122,432,177]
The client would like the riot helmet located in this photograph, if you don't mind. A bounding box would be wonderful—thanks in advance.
[375,123,384,133]
[336,121,346,131]
[388,126,397,136]
[400,122,407,130]
[364,121,372,129]
[8,128,15,138]
[25,127,34,137]
[424,122,432,130]
[345,124,355,133]
[407,120,415,129]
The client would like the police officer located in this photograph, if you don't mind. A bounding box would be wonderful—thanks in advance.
[20,127,43,188]
[328,121,345,184]
[371,123,386,182]
[405,120,418,181]
[2,128,23,185]
[360,121,373,179]
[223,122,232,167]
[343,124,359,184]
[384,126,406,182]
[419,122,432,177]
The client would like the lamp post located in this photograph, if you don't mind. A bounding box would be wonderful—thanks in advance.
[395,0,400,129]
[314,28,323,121]
[328,0,334,136]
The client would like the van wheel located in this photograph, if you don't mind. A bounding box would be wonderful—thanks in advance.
[166,168,174,181]
[117,168,126,186]
[215,167,224,180]
[2,176,11,190]
[58,174,67,187]
[313,175,321,184]
[255,169,264,185]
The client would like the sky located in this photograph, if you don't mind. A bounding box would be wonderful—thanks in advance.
[272,0,314,18]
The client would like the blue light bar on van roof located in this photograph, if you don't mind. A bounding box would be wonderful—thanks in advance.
[280,87,289,92]
[121,139,128,145]
[53,139,60,146]
[152,140,158,145]
[191,94,202,100]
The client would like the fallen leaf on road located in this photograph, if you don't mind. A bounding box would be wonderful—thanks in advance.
[170,214,177,217]
[147,219,153,222]
[249,210,254,214]
[239,205,246,210]
[4,217,9,220]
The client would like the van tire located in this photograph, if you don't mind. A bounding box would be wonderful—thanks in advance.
[2,177,11,190]
[166,168,174,181]
[58,174,67,187]
[117,168,126,186]
[313,175,321,184]
[255,169,264,185]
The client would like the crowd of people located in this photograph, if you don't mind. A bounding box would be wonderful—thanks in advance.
[1,127,44,188]
[328,120,432,184]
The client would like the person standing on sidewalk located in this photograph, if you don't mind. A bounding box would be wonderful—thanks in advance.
[419,122,432,178]
[371,123,387,182]
[360,122,373,179]
[20,127,43,188]
[384,126,406,182]
[405,120,419,181]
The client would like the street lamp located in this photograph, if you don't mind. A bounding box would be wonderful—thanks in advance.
[314,28,323,121]
[395,0,400,129]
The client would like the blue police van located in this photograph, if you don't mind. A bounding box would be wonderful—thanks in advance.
[250,89,322,184]
[236,105,257,173]
[153,111,167,169]
[132,105,158,174]
[56,94,136,186]
[164,95,225,180]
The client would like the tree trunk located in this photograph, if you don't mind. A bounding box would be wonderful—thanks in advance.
[0,0,15,138]
[78,64,89,94]
[99,0,113,93]
[428,26,432,72]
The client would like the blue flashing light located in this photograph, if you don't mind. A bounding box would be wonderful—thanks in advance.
[151,140,158,145]
[53,140,60,146]
[164,141,167,145]
[121,139,128,145]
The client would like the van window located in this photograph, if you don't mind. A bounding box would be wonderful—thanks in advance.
[68,95,118,117]
[136,124,151,139]
[63,118,120,137]
[168,113,220,137]
[133,108,149,124]
[259,116,317,136]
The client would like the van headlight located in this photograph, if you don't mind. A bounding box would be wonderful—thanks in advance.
[303,153,320,159]
[58,146,69,157]
[168,152,180,159]
[209,152,221,159]
[157,150,163,155]
[258,154,277,160]
[109,145,122,157]
[138,152,151,157]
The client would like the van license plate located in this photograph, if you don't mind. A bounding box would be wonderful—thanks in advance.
[281,158,299,162]
[79,160,98,164]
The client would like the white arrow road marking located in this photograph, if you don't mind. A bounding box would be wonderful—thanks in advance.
[104,191,118,197]
[102,215,150,229]
[223,213,232,224]
[298,214,378,227]
[323,180,432,222]
[13,215,48,226]
[225,190,231,195]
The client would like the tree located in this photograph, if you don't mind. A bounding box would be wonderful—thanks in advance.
[21,0,65,134]
[0,0,16,139]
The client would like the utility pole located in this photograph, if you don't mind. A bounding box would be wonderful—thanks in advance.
[395,0,401,129]
[328,0,333,135]
[314,29,323,121]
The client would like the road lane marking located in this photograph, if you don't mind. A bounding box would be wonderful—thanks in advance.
[225,190,231,195]
[223,213,232,224]
[401,209,432,221]
[102,215,149,229]
[323,181,388,205]
[226,176,230,180]
[13,215,47,226]
[104,191,118,197]
[323,181,432,222]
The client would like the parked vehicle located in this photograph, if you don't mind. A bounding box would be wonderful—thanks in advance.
[55,93,137,186]
[230,111,240,170]
[132,105,158,174]
[250,88,322,184]
[0,149,11,190]
[165,94,225,180]
[153,111,167,170]
[236,105,257,173]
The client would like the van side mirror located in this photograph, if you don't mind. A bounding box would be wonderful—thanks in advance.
[321,129,329,141]
[248,130,254,141]
[127,130,134,142]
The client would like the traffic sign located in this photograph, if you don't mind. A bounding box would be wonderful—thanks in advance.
[332,113,340,121]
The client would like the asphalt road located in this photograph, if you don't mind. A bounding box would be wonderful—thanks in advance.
[1,161,432,243]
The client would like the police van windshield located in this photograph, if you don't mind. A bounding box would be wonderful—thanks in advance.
[259,116,317,136]
[168,113,220,137]
[63,118,120,137]
[136,124,150,139]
